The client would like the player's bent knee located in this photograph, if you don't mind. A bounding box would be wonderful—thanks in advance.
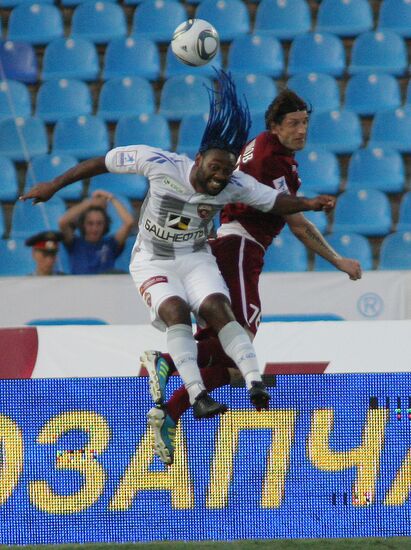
[199,293,235,329]
[158,296,191,327]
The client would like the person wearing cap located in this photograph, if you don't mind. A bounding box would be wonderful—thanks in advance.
[25,230,65,276]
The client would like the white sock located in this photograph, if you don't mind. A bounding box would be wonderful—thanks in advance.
[167,324,205,404]
[218,321,262,390]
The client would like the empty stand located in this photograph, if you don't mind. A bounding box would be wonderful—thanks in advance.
[397,192,411,232]
[35,78,92,123]
[0,238,35,276]
[98,77,155,121]
[131,0,187,42]
[346,147,405,194]
[231,74,277,115]
[71,1,127,44]
[379,231,411,270]
[195,0,250,41]
[0,79,31,121]
[314,232,373,271]
[254,0,311,40]
[10,196,66,238]
[52,115,109,159]
[295,147,340,195]
[307,110,363,154]
[0,155,18,201]
[344,72,401,116]
[287,73,340,113]
[176,113,209,157]
[159,75,211,121]
[227,34,284,77]
[0,40,38,83]
[42,38,99,81]
[288,32,346,76]
[263,232,308,272]
[0,116,48,161]
[25,153,83,201]
[369,107,411,153]
[378,0,411,38]
[349,30,408,75]
[114,114,171,149]
[316,0,373,37]
[103,37,160,81]
[7,3,63,45]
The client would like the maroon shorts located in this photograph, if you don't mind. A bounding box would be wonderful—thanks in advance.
[209,235,264,336]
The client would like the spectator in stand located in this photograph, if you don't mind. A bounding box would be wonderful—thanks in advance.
[58,189,134,274]
[25,230,65,276]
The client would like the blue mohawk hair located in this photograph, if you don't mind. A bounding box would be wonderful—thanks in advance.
[199,69,251,158]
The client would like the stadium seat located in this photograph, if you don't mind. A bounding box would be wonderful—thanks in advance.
[0,155,18,201]
[369,107,411,153]
[114,235,135,273]
[42,38,99,81]
[35,79,92,123]
[254,0,311,40]
[348,30,407,75]
[0,238,35,276]
[316,0,373,37]
[231,74,277,115]
[97,77,155,121]
[52,115,109,159]
[89,172,148,201]
[25,153,84,201]
[195,0,250,41]
[114,114,171,150]
[379,231,411,270]
[302,208,328,234]
[7,3,63,45]
[346,147,405,194]
[287,73,340,113]
[332,189,392,237]
[307,110,363,154]
[344,73,401,116]
[10,196,66,238]
[0,0,53,6]
[0,79,31,121]
[164,44,222,79]
[0,40,38,83]
[0,206,5,237]
[71,1,127,44]
[248,112,266,139]
[131,0,187,42]
[159,75,211,121]
[176,113,209,157]
[103,37,160,82]
[288,32,346,77]
[295,147,340,194]
[397,192,411,232]
[0,116,48,161]
[227,34,284,78]
[314,232,373,271]
[378,0,411,38]
[263,232,308,272]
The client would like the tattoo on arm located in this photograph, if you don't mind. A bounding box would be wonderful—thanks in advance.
[303,226,340,260]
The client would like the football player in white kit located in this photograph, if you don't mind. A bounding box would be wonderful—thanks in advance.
[20,71,335,446]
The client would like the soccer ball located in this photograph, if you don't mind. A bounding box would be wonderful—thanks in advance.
[171,19,220,67]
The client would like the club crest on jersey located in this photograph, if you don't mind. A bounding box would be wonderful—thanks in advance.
[197,204,214,220]
[116,151,136,166]
[166,213,191,230]
[272,176,290,194]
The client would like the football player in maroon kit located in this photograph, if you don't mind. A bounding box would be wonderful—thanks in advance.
[143,89,362,465]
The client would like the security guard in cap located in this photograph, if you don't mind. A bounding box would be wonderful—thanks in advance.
[25,230,65,276]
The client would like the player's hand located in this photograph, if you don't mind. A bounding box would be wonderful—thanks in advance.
[334,257,362,280]
[92,189,113,206]
[19,182,56,204]
[307,195,336,212]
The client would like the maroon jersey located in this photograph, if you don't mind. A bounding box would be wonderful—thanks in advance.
[220,131,301,249]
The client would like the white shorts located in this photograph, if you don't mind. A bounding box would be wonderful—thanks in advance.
[129,249,230,331]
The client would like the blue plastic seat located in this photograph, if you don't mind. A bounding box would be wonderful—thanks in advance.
[344,73,401,116]
[131,0,187,42]
[379,231,411,270]
[287,73,340,113]
[248,112,266,139]
[52,115,109,159]
[176,113,209,157]
[349,30,407,75]
[89,172,148,201]
[103,37,160,81]
[98,77,155,121]
[0,206,5,237]
[346,147,404,194]
[25,153,83,201]
[35,78,92,123]
[316,0,373,37]
[0,40,38,83]
[254,0,311,40]
[7,3,63,45]
[406,80,411,106]
[263,232,308,272]
[0,238,35,276]
[164,43,222,78]
[0,79,31,121]
[314,232,373,271]
[295,147,340,194]
[0,116,48,161]
[114,114,171,149]
[42,38,99,81]
[288,32,345,76]
[397,192,411,232]
[195,0,250,41]
[159,75,212,121]
[333,189,392,237]
[10,196,67,238]
[307,109,362,154]
[71,1,127,44]
[0,155,18,201]
[378,0,411,38]
[62,0,119,6]
[369,107,411,152]
[231,74,277,115]
[1,0,54,5]
[227,34,284,77]
[114,235,135,272]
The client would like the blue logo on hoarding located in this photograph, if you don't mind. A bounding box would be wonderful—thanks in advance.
[357,292,384,318]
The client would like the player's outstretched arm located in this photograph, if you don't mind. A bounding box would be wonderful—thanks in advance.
[19,156,108,204]
[270,193,335,216]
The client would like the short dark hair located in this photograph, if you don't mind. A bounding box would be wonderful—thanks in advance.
[265,89,312,129]
[78,206,111,237]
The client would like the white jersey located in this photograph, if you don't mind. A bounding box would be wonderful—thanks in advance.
[105,145,279,259]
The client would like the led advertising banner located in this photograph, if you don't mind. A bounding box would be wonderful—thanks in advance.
[1,374,410,544]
